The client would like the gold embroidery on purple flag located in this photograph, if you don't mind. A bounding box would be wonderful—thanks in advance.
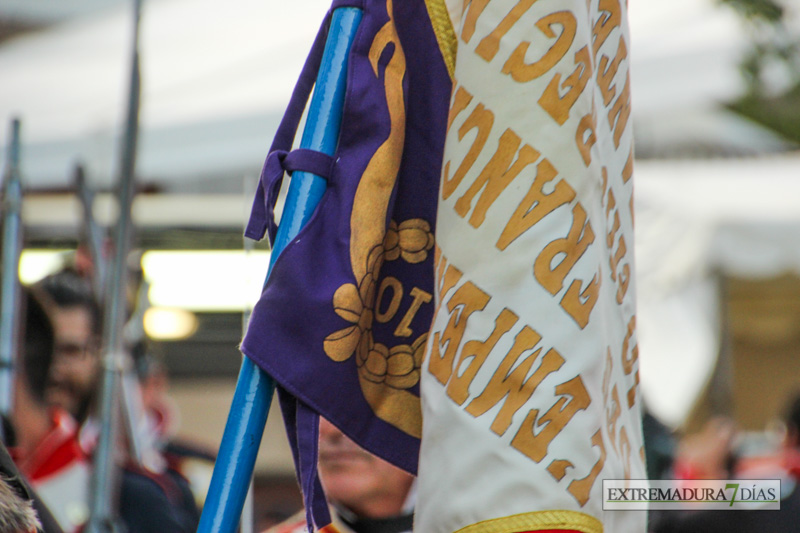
[323,219,432,438]
[317,0,439,440]
[349,0,406,284]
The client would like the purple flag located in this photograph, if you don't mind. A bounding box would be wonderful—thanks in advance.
[242,0,454,528]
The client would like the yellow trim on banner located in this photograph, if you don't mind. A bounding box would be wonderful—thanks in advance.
[454,510,603,533]
[424,0,457,79]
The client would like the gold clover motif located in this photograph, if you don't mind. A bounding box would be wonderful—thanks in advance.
[355,334,426,390]
[324,243,384,363]
[324,219,433,378]
[384,219,434,264]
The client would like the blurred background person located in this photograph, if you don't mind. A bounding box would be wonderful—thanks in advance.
[672,416,738,482]
[37,269,102,432]
[8,288,89,532]
[651,392,800,532]
[133,345,216,514]
[31,267,200,532]
[264,417,415,533]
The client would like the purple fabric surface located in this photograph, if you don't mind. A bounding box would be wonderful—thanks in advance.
[242,0,451,524]
[244,10,333,243]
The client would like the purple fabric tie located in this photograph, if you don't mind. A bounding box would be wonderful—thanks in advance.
[244,0,363,245]
[245,148,336,244]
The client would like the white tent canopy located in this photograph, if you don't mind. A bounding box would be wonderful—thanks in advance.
[0,0,793,192]
[0,0,332,192]
[635,154,800,427]
[627,0,794,156]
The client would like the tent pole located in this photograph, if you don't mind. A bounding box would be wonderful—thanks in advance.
[196,7,363,533]
[74,164,108,301]
[86,0,143,530]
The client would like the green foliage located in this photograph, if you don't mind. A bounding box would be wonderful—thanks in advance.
[719,0,783,22]
[728,85,800,144]
[720,0,800,143]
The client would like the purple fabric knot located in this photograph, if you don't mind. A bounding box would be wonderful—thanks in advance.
[245,148,336,244]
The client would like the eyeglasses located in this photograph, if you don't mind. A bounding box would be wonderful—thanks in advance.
[54,341,96,361]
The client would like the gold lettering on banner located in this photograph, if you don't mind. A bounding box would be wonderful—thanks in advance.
[609,236,626,285]
[433,252,463,318]
[619,426,632,479]
[429,281,492,385]
[603,176,632,304]
[560,270,600,329]
[443,103,495,200]
[501,11,577,83]
[567,428,606,506]
[621,316,639,408]
[428,252,626,506]
[548,459,572,481]
[597,35,627,106]
[601,348,619,453]
[592,0,622,56]
[607,71,631,148]
[395,287,432,337]
[605,189,623,283]
[602,348,613,398]
[629,193,634,229]
[466,328,565,435]
[497,158,575,250]
[461,0,491,44]
[455,129,541,228]
[475,0,540,62]
[600,166,608,204]
[605,187,617,232]
[447,308,519,404]
[539,45,593,125]
[603,342,641,472]
[448,86,474,133]
[616,265,631,304]
[511,375,591,462]
[627,369,640,409]
[375,277,403,324]
[534,203,595,295]
[621,315,637,374]
[606,385,621,453]
[575,105,597,167]
[622,147,633,183]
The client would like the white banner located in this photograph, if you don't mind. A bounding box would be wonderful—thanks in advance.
[417,0,646,531]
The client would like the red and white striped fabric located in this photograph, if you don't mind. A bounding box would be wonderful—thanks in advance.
[16,409,90,533]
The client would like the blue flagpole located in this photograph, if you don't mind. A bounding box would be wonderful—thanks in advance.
[197,7,362,533]
[0,118,23,444]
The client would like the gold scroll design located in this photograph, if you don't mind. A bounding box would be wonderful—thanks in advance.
[324,221,433,440]
[322,0,430,440]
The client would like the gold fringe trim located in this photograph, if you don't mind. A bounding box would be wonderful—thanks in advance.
[424,0,458,79]
[454,510,603,533]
